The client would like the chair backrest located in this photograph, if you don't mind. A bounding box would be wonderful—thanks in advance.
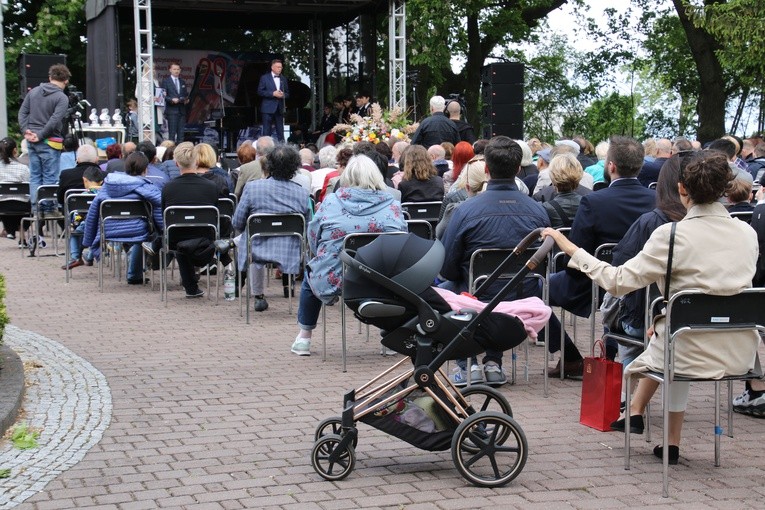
[216,197,235,238]
[99,199,153,239]
[730,211,753,223]
[648,182,657,190]
[163,205,220,246]
[65,193,96,220]
[591,242,616,304]
[406,219,434,240]
[36,184,59,203]
[64,188,87,201]
[0,182,30,200]
[547,227,571,275]
[246,213,305,239]
[469,247,545,294]
[228,192,238,209]
[401,201,442,222]
[667,289,765,336]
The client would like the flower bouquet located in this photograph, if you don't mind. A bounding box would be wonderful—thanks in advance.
[333,103,419,144]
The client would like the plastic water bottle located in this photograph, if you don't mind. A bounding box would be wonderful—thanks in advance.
[223,269,236,301]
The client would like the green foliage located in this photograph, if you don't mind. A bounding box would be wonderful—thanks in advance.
[0,274,8,348]
[505,35,599,142]
[10,423,40,450]
[0,468,10,478]
[688,0,765,87]
[3,0,88,136]
[561,92,646,144]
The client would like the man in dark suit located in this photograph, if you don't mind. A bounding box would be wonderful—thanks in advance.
[257,59,289,142]
[161,62,189,143]
[355,91,372,117]
[546,136,656,377]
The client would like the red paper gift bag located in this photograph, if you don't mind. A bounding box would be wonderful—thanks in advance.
[580,341,623,432]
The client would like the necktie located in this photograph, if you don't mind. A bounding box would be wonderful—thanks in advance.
[173,77,179,92]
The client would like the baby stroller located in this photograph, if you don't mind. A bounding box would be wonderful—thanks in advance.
[311,228,554,487]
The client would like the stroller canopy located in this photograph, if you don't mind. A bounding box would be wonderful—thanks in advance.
[344,233,445,302]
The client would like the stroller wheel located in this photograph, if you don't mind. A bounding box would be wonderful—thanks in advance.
[459,385,513,418]
[311,434,356,481]
[314,417,358,448]
[451,411,528,487]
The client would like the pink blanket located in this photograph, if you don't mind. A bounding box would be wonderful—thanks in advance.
[431,287,551,340]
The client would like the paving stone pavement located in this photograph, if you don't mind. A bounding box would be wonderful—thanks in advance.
[0,326,112,508]
[1,238,764,509]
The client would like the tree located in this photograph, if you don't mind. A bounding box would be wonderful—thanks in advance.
[405,0,576,130]
[561,92,646,144]
[504,35,599,142]
[4,0,87,135]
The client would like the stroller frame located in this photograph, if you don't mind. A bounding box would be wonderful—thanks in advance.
[311,228,554,487]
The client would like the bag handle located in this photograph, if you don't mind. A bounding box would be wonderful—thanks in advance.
[592,338,606,358]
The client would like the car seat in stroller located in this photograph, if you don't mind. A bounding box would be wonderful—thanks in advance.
[311,229,554,487]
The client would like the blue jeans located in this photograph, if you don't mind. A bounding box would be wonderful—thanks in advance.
[126,243,144,281]
[68,222,94,262]
[28,142,61,210]
[618,321,644,368]
[297,276,324,330]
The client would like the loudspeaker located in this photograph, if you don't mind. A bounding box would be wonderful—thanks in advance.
[481,62,524,139]
[18,54,67,99]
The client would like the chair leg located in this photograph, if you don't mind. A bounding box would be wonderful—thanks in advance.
[662,380,670,498]
[560,308,566,380]
[340,297,347,373]
[714,381,721,467]
[727,380,734,438]
[321,304,328,361]
[624,374,632,470]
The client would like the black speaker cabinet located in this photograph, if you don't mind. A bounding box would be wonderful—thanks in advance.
[19,54,67,99]
[481,63,524,139]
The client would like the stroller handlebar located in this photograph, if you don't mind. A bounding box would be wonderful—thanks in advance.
[527,236,555,270]
[513,227,545,255]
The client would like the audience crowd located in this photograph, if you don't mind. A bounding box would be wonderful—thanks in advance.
[2,94,765,462]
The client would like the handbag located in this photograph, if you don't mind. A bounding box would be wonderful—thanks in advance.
[600,292,623,331]
[580,339,623,431]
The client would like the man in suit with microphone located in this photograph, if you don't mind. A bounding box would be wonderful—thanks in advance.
[257,59,289,142]
[161,62,189,143]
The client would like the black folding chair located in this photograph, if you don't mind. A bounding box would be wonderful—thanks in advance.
[406,219,434,240]
[0,182,31,248]
[245,213,305,322]
[64,193,96,283]
[161,205,221,305]
[624,289,765,497]
[468,247,547,386]
[98,199,153,291]
[20,184,64,257]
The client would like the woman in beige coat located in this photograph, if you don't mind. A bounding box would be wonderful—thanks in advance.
[543,151,760,463]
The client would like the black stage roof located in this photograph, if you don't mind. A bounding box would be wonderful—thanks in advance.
[87,0,387,30]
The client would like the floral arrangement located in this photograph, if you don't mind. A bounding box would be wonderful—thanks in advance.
[333,103,419,144]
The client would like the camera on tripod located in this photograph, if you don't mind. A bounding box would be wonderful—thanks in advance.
[66,84,90,117]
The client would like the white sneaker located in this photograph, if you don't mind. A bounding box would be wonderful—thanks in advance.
[291,335,311,356]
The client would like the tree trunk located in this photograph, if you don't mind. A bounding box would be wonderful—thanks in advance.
[673,0,726,143]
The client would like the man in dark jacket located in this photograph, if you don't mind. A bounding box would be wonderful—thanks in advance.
[57,145,102,206]
[446,100,476,144]
[546,136,656,377]
[410,96,460,147]
[18,64,71,211]
[440,136,549,387]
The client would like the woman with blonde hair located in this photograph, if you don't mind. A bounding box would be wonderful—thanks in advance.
[542,153,584,228]
[435,157,488,239]
[398,145,444,202]
[192,142,230,196]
